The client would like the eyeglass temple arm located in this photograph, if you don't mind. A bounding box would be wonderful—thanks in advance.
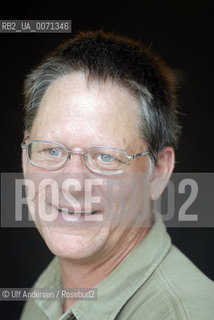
[127,151,149,160]
[21,142,27,149]
[21,135,30,149]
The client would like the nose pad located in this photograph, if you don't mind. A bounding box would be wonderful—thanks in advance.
[62,150,86,173]
[67,152,72,160]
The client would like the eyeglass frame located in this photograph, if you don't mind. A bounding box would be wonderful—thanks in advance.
[21,139,150,176]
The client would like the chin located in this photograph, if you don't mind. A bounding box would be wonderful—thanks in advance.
[38,224,109,261]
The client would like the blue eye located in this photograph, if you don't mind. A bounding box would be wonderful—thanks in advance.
[98,154,113,162]
[48,148,60,156]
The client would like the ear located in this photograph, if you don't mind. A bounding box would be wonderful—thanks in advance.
[150,147,175,201]
[22,131,29,176]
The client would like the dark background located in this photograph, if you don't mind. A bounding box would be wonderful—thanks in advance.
[0,1,213,319]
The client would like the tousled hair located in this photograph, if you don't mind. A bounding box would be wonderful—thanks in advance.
[23,30,181,163]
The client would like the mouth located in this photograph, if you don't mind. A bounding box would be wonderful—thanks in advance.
[53,205,103,222]
[57,208,97,215]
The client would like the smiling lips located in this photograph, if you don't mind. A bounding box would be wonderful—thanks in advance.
[57,207,98,215]
[56,206,104,222]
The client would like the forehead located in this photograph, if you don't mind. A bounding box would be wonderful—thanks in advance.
[30,72,143,150]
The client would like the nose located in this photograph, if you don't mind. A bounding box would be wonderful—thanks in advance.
[62,150,86,173]
[68,150,85,158]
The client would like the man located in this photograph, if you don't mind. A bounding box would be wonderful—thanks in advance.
[20,31,214,320]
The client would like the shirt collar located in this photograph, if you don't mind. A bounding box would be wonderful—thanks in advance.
[34,212,171,320]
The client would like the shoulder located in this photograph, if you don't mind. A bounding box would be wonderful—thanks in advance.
[121,244,214,320]
[20,257,61,320]
[154,245,214,319]
[20,297,47,320]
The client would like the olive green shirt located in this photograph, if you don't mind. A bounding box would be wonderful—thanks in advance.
[20,212,214,320]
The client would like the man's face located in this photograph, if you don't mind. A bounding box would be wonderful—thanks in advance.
[22,72,152,262]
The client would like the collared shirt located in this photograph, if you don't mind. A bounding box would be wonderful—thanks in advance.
[20,212,214,320]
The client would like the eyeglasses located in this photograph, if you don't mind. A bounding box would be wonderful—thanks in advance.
[21,140,149,176]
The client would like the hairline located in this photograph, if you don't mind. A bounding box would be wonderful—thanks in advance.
[25,68,154,150]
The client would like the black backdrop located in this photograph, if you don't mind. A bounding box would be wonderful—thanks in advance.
[0,1,214,319]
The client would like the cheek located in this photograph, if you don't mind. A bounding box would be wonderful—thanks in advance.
[101,174,151,227]
[131,156,150,174]
[24,168,58,220]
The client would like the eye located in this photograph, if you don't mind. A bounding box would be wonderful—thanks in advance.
[48,148,61,156]
[98,154,114,162]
